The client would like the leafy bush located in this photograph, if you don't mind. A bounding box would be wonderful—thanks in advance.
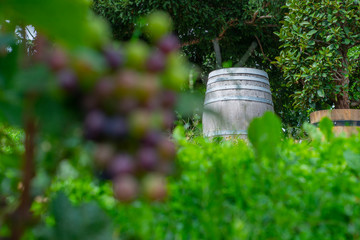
[39,113,360,239]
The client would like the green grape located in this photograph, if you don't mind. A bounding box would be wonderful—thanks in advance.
[144,11,172,42]
[142,174,167,201]
[125,40,150,70]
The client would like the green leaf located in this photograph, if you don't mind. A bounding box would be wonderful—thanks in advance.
[248,112,282,159]
[326,35,333,42]
[307,30,317,36]
[344,150,360,175]
[318,117,333,140]
[222,60,233,68]
[300,21,310,26]
[317,89,325,97]
[344,26,350,35]
[173,125,186,145]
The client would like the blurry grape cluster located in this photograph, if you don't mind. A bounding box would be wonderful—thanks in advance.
[33,12,189,202]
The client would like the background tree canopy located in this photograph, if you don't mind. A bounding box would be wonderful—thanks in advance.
[92,0,283,70]
[276,0,360,111]
[92,0,308,128]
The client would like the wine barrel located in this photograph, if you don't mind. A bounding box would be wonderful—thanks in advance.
[202,67,274,139]
[310,109,360,136]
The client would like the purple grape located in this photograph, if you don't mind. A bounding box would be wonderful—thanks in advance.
[143,96,160,110]
[129,110,152,137]
[103,45,124,69]
[143,174,167,201]
[57,69,78,92]
[146,50,166,72]
[108,154,135,177]
[84,110,106,140]
[162,110,175,129]
[95,77,114,99]
[157,138,176,161]
[136,76,159,103]
[161,90,177,108]
[115,70,138,95]
[142,131,162,147]
[137,147,158,171]
[158,34,180,54]
[94,143,115,167]
[113,175,138,202]
[117,97,138,114]
[82,95,99,111]
[103,116,129,139]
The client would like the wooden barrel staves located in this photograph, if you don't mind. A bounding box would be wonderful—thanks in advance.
[202,67,274,139]
[310,109,360,136]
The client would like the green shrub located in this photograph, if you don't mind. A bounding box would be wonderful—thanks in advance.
[40,113,360,239]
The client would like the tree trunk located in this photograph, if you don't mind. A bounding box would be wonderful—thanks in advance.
[212,39,222,69]
[334,75,350,109]
[335,89,350,109]
[334,51,350,109]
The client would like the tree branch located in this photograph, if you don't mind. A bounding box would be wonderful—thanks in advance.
[256,15,274,22]
[245,10,259,25]
[254,35,273,63]
[245,1,275,25]
[217,18,239,40]
[234,41,257,67]
[333,70,344,80]
[181,39,200,47]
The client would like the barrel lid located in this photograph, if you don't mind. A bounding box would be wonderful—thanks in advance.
[208,68,268,79]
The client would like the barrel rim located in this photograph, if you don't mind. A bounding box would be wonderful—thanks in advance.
[205,84,272,94]
[208,67,268,79]
[310,109,360,123]
[207,75,270,85]
[204,130,248,137]
[204,96,274,106]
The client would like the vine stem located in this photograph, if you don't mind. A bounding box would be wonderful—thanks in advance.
[7,25,37,240]
[9,113,36,240]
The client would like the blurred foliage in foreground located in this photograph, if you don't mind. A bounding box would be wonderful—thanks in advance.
[20,113,360,239]
[1,0,189,237]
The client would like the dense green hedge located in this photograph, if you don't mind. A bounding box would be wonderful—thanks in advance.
[35,113,360,239]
